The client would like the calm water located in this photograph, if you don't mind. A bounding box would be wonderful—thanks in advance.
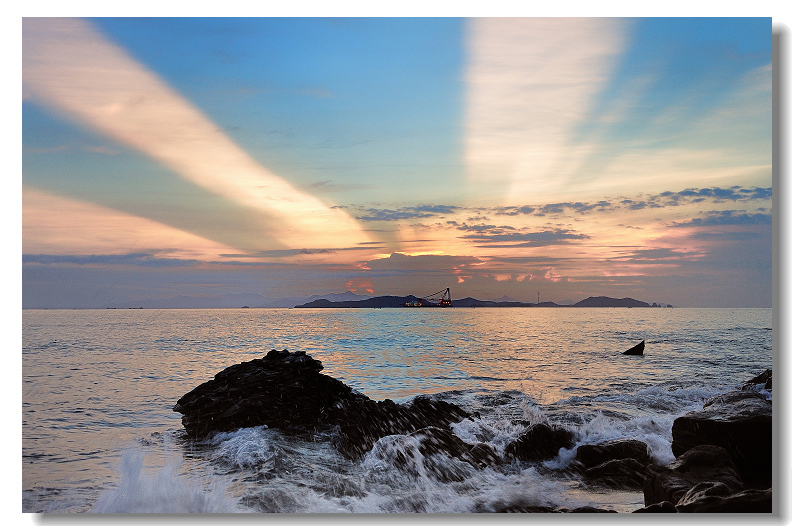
[22,308,772,513]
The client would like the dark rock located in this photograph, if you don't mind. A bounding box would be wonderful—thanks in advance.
[584,457,647,489]
[173,349,361,438]
[504,423,575,462]
[332,396,471,459]
[174,351,472,460]
[675,487,772,513]
[575,438,651,469]
[622,340,644,355]
[742,368,772,391]
[407,426,500,469]
[566,506,618,513]
[643,445,743,507]
[671,390,771,486]
[633,501,677,513]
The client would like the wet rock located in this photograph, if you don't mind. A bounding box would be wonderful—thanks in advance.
[675,487,772,513]
[742,368,772,391]
[566,506,618,513]
[671,390,772,487]
[584,457,647,489]
[174,350,472,460]
[643,445,743,507]
[575,439,651,468]
[332,396,471,459]
[173,350,361,438]
[504,423,575,462]
[408,426,500,469]
[633,501,677,513]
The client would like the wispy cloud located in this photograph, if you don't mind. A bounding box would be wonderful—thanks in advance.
[23,186,237,260]
[465,17,628,202]
[23,17,372,251]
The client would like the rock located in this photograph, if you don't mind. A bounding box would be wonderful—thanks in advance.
[675,487,772,513]
[633,501,678,513]
[566,506,618,513]
[407,426,500,469]
[742,368,772,391]
[622,340,644,355]
[173,349,361,438]
[584,458,647,489]
[643,445,743,507]
[174,350,472,460]
[575,439,651,468]
[332,396,471,459]
[504,423,575,462]
[671,390,772,486]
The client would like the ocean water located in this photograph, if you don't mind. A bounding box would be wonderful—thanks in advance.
[22,307,772,513]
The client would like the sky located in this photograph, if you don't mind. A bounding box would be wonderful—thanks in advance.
[21,16,774,308]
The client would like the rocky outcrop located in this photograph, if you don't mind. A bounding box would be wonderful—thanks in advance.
[504,423,575,462]
[643,445,744,506]
[671,390,772,486]
[174,350,473,461]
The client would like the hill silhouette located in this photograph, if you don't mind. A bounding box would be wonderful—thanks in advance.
[295,295,658,309]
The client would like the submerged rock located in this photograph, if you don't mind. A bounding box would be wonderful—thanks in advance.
[504,423,575,462]
[174,350,472,460]
[671,390,772,486]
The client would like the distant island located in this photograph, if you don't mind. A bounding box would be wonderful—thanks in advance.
[295,295,671,309]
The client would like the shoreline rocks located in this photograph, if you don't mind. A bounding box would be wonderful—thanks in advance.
[175,352,773,513]
[671,389,772,487]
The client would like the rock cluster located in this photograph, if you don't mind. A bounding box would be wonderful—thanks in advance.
[634,368,773,513]
[174,353,773,513]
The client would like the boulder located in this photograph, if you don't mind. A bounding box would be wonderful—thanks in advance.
[504,423,575,462]
[671,390,772,486]
[173,349,360,438]
[584,458,647,489]
[643,445,743,507]
[575,439,651,468]
[174,350,472,459]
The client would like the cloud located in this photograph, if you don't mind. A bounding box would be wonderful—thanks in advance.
[356,205,459,222]
[465,17,628,201]
[23,17,372,251]
[669,210,772,227]
[23,252,199,268]
[23,186,238,260]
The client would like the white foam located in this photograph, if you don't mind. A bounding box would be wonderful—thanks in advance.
[204,425,278,469]
[91,447,244,513]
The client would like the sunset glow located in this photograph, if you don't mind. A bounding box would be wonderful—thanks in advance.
[22,17,773,307]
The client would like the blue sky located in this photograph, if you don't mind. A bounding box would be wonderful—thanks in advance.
[22,16,773,307]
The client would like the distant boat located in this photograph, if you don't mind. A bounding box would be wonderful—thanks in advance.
[622,340,645,356]
[403,288,453,308]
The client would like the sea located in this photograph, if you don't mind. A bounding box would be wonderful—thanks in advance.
[21,307,773,514]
